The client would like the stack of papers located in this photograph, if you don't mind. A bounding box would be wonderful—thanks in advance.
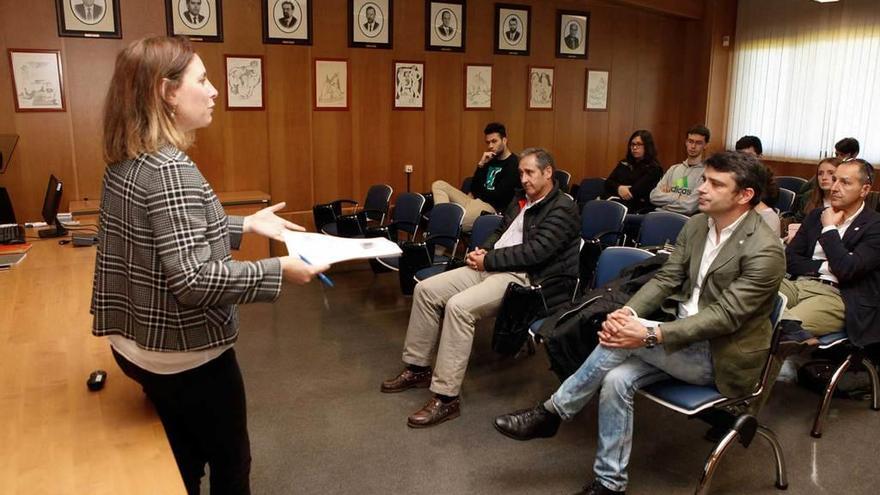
[282,231,401,266]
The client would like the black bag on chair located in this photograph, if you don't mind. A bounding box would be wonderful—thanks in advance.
[492,282,548,356]
[398,242,434,295]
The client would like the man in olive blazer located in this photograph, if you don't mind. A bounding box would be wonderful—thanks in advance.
[494,151,784,495]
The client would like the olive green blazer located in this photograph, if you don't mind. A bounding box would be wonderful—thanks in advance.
[627,209,785,398]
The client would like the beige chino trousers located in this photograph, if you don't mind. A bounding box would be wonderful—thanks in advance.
[402,266,529,396]
[431,180,496,230]
[779,278,845,335]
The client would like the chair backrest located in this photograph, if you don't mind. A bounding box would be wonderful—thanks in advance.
[776,176,808,194]
[390,192,426,236]
[581,199,627,245]
[363,184,393,223]
[461,176,473,195]
[576,177,605,205]
[775,188,796,214]
[593,246,654,288]
[638,211,689,247]
[424,203,465,250]
[469,214,503,250]
[554,170,572,192]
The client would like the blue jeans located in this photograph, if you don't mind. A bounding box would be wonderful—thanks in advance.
[548,342,714,492]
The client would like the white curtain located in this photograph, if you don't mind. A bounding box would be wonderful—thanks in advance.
[726,0,880,163]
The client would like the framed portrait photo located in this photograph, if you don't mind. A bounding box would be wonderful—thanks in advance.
[425,0,465,52]
[55,0,121,38]
[350,0,393,49]
[8,49,65,112]
[557,10,589,59]
[263,0,312,45]
[585,69,609,111]
[393,61,424,110]
[314,59,349,110]
[528,66,554,110]
[464,64,493,110]
[165,0,223,42]
[225,56,265,110]
[494,3,530,56]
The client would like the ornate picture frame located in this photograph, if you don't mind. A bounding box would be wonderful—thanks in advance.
[556,10,589,59]
[585,69,610,112]
[262,0,312,45]
[425,0,465,52]
[314,59,349,111]
[350,0,393,49]
[464,64,493,110]
[55,0,122,39]
[494,3,530,56]
[165,0,223,43]
[8,49,66,113]
[225,55,265,110]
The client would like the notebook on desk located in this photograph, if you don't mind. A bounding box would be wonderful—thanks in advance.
[0,252,27,269]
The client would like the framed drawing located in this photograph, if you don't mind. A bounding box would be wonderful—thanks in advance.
[350,0,393,49]
[585,69,609,111]
[262,0,312,45]
[556,10,589,59]
[494,3,530,56]
[425,0,465,52]
[393,61,425,110]
[225,56,265,110]
[8,49,65,112]
[528,66,554,110]
[314,59,349,110]
[55,0,122,38]
[464,64,492,110]
[165,0,223,42]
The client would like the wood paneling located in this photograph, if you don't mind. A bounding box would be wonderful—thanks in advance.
[1,0,721,223]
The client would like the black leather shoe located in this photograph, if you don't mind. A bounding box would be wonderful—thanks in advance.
[493,404,561,441]
[572,479,625,495]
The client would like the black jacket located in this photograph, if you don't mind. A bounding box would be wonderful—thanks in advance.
[603,159,664,212]
[482,184,581,285]
[470,154,520,211]
[786,206,880,346]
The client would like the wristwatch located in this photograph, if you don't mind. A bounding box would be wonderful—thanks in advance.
[644,327,659,349]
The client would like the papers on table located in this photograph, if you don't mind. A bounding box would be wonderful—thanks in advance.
[282,231,402,266]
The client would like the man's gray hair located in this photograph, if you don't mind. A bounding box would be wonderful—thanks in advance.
[846,158,875,185]
[520,147,555,171]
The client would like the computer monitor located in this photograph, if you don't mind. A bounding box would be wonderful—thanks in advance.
[38,175,67,238]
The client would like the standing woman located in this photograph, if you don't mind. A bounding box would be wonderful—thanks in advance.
[603,130,664,213]
[92,36,326,494]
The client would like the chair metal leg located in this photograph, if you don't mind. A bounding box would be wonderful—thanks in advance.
[695,430,739,495]
[811,353,854,438]
[756,425,789,490]
[862,357,880,411]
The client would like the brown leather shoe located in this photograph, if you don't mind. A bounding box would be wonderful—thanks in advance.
[407,397,461,428]
[381,368,432,393]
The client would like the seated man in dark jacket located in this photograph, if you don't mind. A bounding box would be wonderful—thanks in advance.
[382,147,581,428]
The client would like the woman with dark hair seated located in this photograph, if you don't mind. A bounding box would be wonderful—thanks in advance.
[785,157,841,242]
[603,130,663,213]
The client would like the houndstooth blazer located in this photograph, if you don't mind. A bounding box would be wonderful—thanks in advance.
[91,145,281,351]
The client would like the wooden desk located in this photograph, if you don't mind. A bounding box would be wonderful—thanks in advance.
[70,190,271,262]
[0,241,186,495]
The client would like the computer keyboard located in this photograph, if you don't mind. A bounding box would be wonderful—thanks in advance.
[0,224,25,244]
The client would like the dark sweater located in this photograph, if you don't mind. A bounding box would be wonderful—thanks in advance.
[470,153,520,211]
[482,185,581,286]
[603,159,664,212]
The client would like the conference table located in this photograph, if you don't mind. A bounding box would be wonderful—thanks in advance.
[0,239,186,494]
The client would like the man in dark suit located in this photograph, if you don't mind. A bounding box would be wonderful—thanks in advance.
[781,159,880,347]
[73,0,103,23]
[505,17,521,43]
[363,6,379,33]
[183,0,205,26]
[437,10,454,37]
[494,152,784,495]
[564,22,580,50]
[278,1,297,29]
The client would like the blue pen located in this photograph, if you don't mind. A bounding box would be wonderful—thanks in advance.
[299,255,334,287]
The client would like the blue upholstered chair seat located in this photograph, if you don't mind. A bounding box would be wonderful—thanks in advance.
[817,331,848,349]
[639,381,726,415]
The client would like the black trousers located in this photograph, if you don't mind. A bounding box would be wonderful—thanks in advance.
[113,348,251,495]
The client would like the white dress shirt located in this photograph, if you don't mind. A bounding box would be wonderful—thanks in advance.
[813,203,864,284]
[493,196,544,250]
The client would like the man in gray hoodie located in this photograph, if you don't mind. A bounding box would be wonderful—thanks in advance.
[649,125,710,215]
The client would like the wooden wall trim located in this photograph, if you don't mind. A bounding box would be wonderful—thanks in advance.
[606,0,705,20]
